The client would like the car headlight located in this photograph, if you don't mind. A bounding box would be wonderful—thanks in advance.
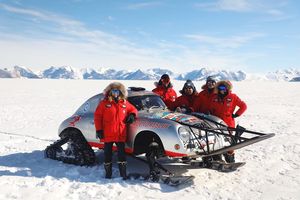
[178,126,191,143]
[191,127,201,135]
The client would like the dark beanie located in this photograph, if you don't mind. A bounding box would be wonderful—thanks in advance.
[180,79,196,94]
[161,74,170,80]
[206,76,216,83]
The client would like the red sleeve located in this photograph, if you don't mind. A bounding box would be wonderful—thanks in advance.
[234,95,247,116]
[193,93,207,113]
[168,96,181,111]
[173,89,177,99]
[94,101,104,131]
[127,101,138,117]
[162,89,175,108]
[192,95,201,112]
[152,88,159,94]
[152,88,164,101]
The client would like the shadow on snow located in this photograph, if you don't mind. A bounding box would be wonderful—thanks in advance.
[0,150,194,191]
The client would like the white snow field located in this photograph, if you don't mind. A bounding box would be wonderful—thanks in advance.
[0,79,299,200]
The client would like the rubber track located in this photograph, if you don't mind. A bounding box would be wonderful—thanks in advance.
[45,130,95,166]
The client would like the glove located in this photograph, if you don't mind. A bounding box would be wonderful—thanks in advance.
[126,113,136,124]
[232,113,239,118]
[96,130,104,139]
[175,106,192,114]
[185,107,193,114]
[175,107,182,113]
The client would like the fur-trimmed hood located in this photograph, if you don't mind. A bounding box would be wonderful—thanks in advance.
[103,82,128,101]
[154,81,173,88]
[214,80,233,93]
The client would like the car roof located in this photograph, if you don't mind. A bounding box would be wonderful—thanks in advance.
[128,90,157,97]
[89,87,157,101]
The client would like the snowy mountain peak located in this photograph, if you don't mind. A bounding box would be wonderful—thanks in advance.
[1,66,299,81]
[0,68,14,78]
[177,68,246,81]
[266,68,300,81]
[42,66,82,79]
[12,66,40,79]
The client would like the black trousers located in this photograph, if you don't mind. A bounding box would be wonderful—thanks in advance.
[104,142,126,163]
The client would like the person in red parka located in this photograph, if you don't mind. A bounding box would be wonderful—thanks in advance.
[152,74,177,108]
[193,76,217,114]
[210,80,247,163]
[169,80,198,113]
[94,82,138,179]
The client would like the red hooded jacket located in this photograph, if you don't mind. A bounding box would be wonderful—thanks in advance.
[152,84,177,108]
[94,82,138,143]
[209,81,247,128]
[169,93,198,111]
[193,85,215,114]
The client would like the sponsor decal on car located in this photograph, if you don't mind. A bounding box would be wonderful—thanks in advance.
[162,112,200,123]
[69,115,81,127]
[133,119,171,129]
[82,102,90,113]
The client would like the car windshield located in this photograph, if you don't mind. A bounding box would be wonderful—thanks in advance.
[128,95,166,111]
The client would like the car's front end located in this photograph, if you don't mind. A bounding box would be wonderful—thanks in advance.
[131,110,228,158]
[51,88,230,166]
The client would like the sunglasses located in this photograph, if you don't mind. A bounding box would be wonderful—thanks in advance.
[218,85,227,91]
[162,78,170,84]
[207,80,216,84]
[111,89,120,96]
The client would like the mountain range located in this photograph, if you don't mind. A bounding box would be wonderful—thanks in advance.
[0,66,299,82]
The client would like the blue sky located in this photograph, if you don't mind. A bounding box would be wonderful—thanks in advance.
[0,0,299,73]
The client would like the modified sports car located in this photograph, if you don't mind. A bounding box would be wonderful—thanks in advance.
[45,87,274,183]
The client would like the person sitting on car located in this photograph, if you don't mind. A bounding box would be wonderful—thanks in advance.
[94,82,138,179]
[152,74,177,108]
[193,76,217,114]
[209,80,247,163]
[169,80,198,113]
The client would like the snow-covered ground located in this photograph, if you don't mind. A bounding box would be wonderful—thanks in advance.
[0,79,299,200]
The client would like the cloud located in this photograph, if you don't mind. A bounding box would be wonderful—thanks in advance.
[107,16,114,21]
[0,30,254,73]
[195,0,254,12]
[0,3,129,47]
[266,9,284,16]
[194,0,290,18]
[218,0,252,11]
[0,3,174,69]
[184,33,265,49]
[125,2,162,10]
[0,3,81,26]
[0,4,161,68]
[0,3,263,72]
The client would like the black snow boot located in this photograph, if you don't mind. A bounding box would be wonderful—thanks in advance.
[224,153,235,163]
[104,162,112,179]
[118,162,127,180]
[212,154,224,162]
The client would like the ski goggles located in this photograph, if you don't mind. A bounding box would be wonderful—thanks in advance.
[218,85,227,91]
[111,89,120,96]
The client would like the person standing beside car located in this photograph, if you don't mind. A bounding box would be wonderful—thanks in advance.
[152,74,177,109]
[210,80,247,163]
[94,82,138,179]
[169,80,198,113]
[193,76,217,114]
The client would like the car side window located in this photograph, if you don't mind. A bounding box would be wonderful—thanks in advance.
[128,95,166,110]
[75,94,104,114]
[128,97,143,110]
